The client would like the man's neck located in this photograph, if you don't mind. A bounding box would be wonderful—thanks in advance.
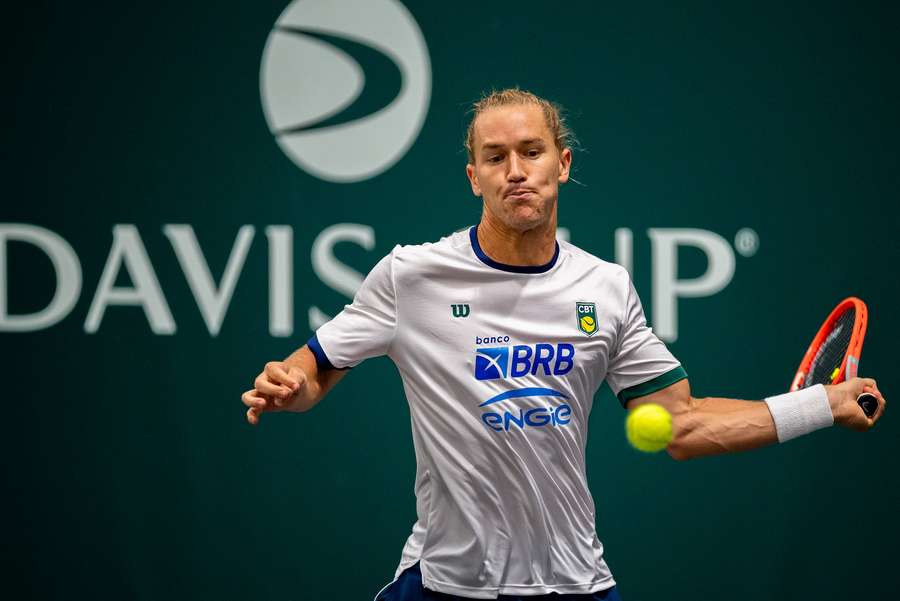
[477,212,558,267]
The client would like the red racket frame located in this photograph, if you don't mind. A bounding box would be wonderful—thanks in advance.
[790,297,868,391]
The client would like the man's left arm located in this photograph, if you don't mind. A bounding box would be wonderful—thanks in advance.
[629,377,887,461]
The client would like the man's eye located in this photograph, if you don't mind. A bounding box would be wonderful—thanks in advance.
[488,155,503,163]
[527,149,541,157]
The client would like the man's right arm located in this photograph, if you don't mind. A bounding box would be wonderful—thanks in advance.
[241,345,348,425]
[242,248,399,425]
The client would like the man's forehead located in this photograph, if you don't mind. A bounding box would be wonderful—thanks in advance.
[475,104,552,148]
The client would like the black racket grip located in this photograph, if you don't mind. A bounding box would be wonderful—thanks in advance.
[857,392,878,418]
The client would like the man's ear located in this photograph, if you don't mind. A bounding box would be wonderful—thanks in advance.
[466,163,482,196]
[558,147,572,184]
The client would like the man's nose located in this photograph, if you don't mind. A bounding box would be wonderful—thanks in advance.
[507,154,526,181]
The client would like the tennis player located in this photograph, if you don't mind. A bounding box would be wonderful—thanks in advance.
[241,89,887,600]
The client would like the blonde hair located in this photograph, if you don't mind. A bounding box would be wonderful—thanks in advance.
[464,88,574,164]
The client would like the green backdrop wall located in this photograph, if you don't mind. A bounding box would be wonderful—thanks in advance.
[3,1,898,600]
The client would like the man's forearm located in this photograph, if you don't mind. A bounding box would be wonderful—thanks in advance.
[668,396,778,460]
[633,378,883,461]
[282,345,346,411]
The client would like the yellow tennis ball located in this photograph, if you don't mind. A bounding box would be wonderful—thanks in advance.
[625,403,673,452]
[580,315,596,332]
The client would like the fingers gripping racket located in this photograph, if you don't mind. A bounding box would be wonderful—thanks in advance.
[790,297,877,417]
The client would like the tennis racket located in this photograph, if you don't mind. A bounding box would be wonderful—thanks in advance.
[789,297,877,417]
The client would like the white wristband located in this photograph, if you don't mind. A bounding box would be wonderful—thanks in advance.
[764,384,834,443]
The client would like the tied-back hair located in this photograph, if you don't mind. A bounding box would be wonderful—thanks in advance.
[464,88,575,164]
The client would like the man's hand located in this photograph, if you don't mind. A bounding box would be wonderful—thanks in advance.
[825,377,887,432]
[241,361,315,425]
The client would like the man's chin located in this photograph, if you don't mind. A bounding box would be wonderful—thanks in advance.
[502,211,546,232]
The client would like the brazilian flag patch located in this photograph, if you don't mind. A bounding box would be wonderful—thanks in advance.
[576,302,598,337]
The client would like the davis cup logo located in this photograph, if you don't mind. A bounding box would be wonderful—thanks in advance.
[260,0,432,183]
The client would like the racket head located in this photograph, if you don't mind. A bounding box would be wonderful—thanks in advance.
[790,297,868,391]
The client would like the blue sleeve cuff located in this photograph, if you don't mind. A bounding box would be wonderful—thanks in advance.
[306,334,335,372]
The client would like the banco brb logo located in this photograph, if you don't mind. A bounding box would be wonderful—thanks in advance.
[260,0,431,183]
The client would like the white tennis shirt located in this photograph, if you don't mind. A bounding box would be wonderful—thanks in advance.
[309,226,685,599]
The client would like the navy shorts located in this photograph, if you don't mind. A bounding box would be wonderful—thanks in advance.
[374,562,623,601]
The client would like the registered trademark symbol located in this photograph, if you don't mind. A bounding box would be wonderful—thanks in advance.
[734,228,759,257]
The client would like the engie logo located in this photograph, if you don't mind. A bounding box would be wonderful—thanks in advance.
[479,388,572,433]
[475,343,575,381]
[260,0,431,183]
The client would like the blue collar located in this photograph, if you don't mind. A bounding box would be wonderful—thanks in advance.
[469,226,559,274]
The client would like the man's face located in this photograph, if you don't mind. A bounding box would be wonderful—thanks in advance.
[466,104,572,232]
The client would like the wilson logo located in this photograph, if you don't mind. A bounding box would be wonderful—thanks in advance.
[451,304,470,318]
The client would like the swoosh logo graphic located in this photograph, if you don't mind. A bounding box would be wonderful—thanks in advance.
[479,387,569,408]
[260,0,431,183]
[274,27,402,134]
[475,349,507,379]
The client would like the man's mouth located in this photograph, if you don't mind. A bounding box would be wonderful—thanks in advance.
[505,189,535,199]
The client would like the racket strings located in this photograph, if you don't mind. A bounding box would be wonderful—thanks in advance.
[805,308,856,386]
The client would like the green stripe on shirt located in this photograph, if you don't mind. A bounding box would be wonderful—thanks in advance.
[617,366,688,406]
